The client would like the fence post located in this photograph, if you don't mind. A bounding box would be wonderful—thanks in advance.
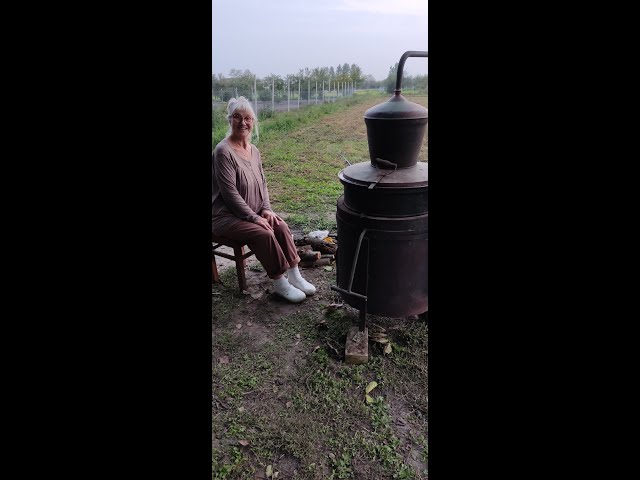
[254,76,258,118]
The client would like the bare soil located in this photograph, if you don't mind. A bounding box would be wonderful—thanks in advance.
[213,257,428,479]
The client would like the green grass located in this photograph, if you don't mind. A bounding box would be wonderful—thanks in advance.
[213,276,428,479]
[212,89,428,479]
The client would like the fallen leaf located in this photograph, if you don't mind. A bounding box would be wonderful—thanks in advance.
[323,266,333,271]
[238,439,249,446]
[218,356,229,364]
[295,334,301,339]
[312,346,321,353]
[247,321,253,326]
[365,381,378,394]
[365,394,374,404]
[286,401,293,408]
[236,324,242,329]
[241,289,250,295]
[384,343,392,354]
[266,465,273,478]
[238,406,245,412]
[273,472,279,479]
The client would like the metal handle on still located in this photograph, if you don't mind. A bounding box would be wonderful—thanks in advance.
[331,228,369,331]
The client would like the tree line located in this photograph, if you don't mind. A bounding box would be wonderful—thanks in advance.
[212,62,427,102]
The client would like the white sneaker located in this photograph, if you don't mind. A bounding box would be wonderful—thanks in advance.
[274,282,306,303]
[288,276,316,296]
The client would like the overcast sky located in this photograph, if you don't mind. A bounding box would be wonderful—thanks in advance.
[212,0,428,82]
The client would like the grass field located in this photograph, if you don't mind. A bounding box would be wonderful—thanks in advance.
[213,92,428,479]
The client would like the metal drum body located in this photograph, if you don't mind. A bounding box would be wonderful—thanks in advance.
[332,50,428,320]
[336,196,428,317]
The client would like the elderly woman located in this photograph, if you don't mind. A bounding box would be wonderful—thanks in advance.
[212,96,316,303]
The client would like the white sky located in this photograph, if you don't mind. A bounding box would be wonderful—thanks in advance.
[212,0,428,81]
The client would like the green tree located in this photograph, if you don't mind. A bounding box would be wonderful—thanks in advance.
[385,63,399,94]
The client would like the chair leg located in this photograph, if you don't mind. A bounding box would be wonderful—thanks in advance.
[234,246,248,291]
[212,256,220,283]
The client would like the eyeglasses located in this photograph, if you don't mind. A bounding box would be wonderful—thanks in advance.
[232,114,254,123]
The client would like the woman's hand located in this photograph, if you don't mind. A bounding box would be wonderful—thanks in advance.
[254,216,274,232]
[260,210,282,228]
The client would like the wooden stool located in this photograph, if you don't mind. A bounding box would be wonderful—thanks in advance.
[212,234,255,292]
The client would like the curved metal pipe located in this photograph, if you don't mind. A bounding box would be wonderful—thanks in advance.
[395,51,428,94]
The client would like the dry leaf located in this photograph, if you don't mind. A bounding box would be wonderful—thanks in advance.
[265,465,273,478]
[365,394,374,404]
[323,266,333,271]
[286,401,293,408]
[236,324,242,329]
[238,439,249,446]
[384,343,392,355]
[295,334,301,339]
[218,356,229,364]
[365,381,378,394]
[238,406,245,412]
[312,346,321,353]
[247,321,253,327]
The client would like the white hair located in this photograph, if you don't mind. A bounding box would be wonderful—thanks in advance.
[226,96,259,143]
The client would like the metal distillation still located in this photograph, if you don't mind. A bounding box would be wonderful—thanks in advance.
[331,50,428,330]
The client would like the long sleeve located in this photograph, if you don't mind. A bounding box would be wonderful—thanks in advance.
[258,156,272,212]
[213,150,259,222]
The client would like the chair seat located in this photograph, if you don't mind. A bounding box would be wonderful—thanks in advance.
[212,234,244,249]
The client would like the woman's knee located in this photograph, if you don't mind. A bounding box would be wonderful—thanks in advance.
[273,220,291,236]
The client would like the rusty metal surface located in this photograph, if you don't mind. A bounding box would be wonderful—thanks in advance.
[338,161,427,217]
[333,50,429,319]
[340,161,428,187]
[335,197,428,317]
[363,51,428,167]
[364,117,427,167]
[364,94,428,120]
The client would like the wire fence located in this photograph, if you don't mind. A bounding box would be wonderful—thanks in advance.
[212,80,357,115]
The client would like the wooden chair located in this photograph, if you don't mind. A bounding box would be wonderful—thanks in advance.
[212,234,255,292]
